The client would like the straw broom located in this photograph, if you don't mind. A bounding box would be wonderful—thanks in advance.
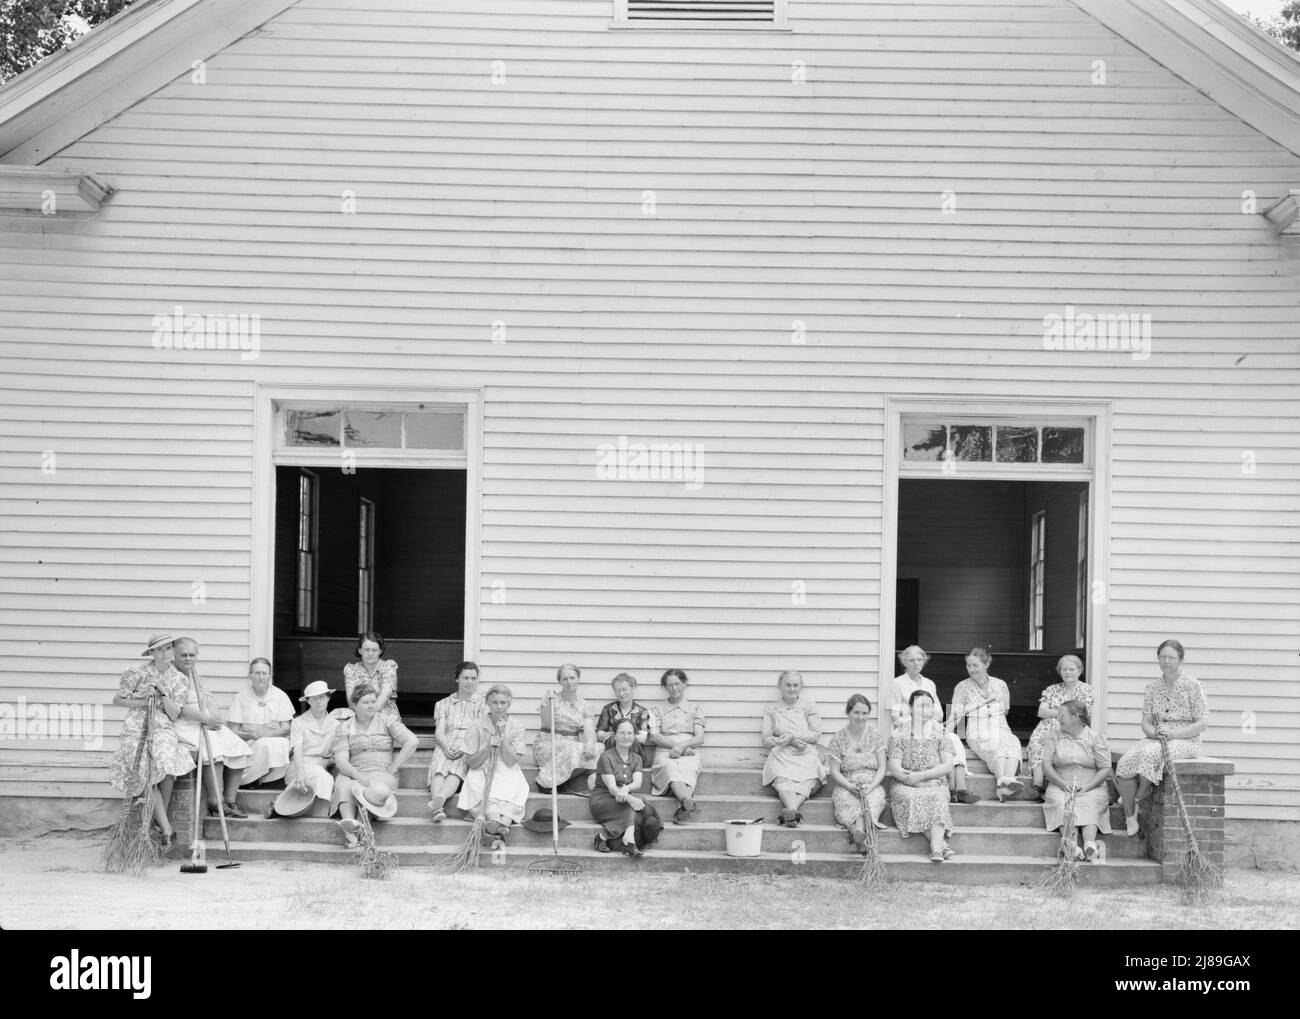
[1157,734,1222,904]
[105,692,161,876]
[854,788,888,887]
[351,806,397,880]
[1039,776,1080,897]
[445,730,500,873]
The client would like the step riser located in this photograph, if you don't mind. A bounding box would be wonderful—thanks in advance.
[214,845,1160,885]
[201,819,1145,858]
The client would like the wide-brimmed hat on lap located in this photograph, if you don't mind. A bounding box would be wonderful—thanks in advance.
[272,784,318,818]
[352,782,398,820]
[521,807,570,833]
[141,633,177,657]
[299,680,335,702]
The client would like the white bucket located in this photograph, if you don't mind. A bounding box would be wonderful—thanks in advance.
[724,819,764,858]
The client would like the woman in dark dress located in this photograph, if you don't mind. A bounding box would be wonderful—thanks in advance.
[589,718,662,857]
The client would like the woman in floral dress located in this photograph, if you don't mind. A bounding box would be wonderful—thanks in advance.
[1041,699,1112,862]
[595,673,653,757]
[108,633,197,851]
[950,646,1024,800]
[1116,639,1208,836]
[827,693,888,854]
[534,663,599,793]
[1026,654,1093,795]
[648,668,707,824]
[888,690,955,862]
[427,661,485,822]
[761,670,827,827]
[342,630,400,721]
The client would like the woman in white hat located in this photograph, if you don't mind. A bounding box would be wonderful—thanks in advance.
[272,680,340,818]
[226,658,294,786]
[108,634,197,851]
[459,684,530,844]
[330,683,418,848]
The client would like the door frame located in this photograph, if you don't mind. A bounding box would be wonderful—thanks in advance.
[880,397,1113,727]
[250,384,483,662]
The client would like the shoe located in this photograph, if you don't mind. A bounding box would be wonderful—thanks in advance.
[159,830,174,852]
[953,790,981,805]
[337,819,361,848]
[593,833,612,853]
[431,809,446,824]
[620,840,643,858]
[851,828,868,852]
[682,797,697,814]
[779,808,799,828]
[1125,812,1140,837]
[1084,842,1098,862]
[941,844,956,861]
[929,847,944,863]
[673,807,690,825]
[264,807,279,819]
[221,801,248,819]
[1003,778,1024,795]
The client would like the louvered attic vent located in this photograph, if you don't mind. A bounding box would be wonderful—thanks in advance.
[614,0,789,28]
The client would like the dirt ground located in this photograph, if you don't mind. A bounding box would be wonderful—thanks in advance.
[2,831,1297,930]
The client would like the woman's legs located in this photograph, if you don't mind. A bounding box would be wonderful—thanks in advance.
[776,786,807,812]
[152,777,175,836]
[928,823,945,852]
[1118,775,1138,817]
[428,774,461,816]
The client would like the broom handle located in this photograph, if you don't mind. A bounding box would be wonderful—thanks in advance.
[189,669,205,847]
[200,723,234,854]
[549,691,559,853]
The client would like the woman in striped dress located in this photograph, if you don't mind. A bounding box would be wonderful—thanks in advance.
[427,661,485,822]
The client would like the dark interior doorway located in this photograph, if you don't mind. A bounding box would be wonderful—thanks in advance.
[271,466,466,723]
[895,478,1088,737]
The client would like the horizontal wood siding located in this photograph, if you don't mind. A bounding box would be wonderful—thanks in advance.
[0,0,1297,818]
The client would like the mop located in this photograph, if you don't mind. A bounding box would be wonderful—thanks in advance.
[1157,734,1222,904]
[853,788,888,887]
[105,693,161,876]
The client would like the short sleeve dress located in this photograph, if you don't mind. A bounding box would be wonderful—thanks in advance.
[226,684,295,785]
[427,691,486,788]
[459,717,530,824]
[827,725,886,830]
[648,699,707,796]
[533,694,599,790]
[1115,673,1207,783]
[328,712,416,817]
[108,663,197,794]
[1041,725,1113,834]
[596,700,652,754]
[886,729,954,837]
[952,676,1023,773]
[760,698,828,797]
[1026,681,1095,769]
[342,659,401,720]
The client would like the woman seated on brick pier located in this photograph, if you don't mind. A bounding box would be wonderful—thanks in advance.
[329,683,418,849]
[534,663,600,795]
[226,658,293,788]
[1041,699,1112,862]
[171,636,252,819]
[1115,639,1208,837]
[828,693,888,855]
[760,670,827,828]
[949,646,1024,801]
[647,668,706,825]
[459,684,530,845]
[887,690,956,863]
[590,718,662,856]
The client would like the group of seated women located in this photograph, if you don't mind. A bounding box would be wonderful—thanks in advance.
[112,630,1207,865]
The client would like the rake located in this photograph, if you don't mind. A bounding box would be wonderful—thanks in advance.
[529,692,583,876]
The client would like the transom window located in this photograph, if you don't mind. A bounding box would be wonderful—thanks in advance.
[281,406,464,452]
[613,0,788,28]
[902,418,1089,468]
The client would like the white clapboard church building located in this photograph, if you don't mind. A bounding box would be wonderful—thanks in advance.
[0,0,1297,874]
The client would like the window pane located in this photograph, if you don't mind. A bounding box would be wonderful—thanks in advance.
[1042,427,1085,463]
[284,410,340,447]
[995,426,1038,463]
[405,411,465,450]
[344,411,403,448]
[950,425,991,461]
[903,422,947,461]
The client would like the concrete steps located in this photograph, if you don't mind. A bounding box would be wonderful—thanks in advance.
[201,752,1157,884]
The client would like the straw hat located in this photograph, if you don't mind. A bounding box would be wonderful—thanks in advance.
[521,807,570,833]
[299,680,335,702]
[141,633,176,657]
[352,782,398,820]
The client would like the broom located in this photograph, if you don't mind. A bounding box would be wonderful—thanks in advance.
[854,788,887,887]
[1039,776,1080,897]
[445,731,500,873]
[351,805,397,880]
[1157,734,1222,904]
[105,692,161,876]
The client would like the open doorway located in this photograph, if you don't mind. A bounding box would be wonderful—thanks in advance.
[271,466,466,727]
[894,478,1088,738]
